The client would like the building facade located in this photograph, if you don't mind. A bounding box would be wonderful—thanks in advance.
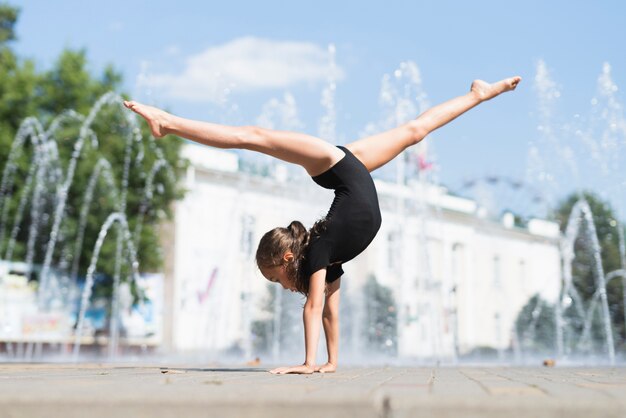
[159,144,561,360]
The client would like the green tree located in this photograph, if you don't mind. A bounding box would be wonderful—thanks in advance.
[551,191,626,351]
[251,284,304,357]
[514,294,556,353]
[0,3,18,44]
[362,274,397,355]
[0,4,38,145]
[0,4,186,306]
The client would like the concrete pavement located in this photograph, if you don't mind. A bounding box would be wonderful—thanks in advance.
[1,363,625,417]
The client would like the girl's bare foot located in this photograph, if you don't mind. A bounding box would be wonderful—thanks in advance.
[314,362,336,373]
[471,76,522,101]
[123,100,171,138]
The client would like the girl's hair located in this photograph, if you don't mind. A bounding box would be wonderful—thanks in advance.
[255,219,326,296]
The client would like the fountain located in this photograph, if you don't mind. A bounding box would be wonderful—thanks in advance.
[2,44,625,366]
[558,199,615,363]
[0,92,179,360]
[514,61,626,365]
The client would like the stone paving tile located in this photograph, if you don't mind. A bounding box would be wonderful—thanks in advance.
[1,364,626,418]
[510,367,626,402]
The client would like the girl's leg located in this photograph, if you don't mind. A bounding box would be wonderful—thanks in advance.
[345,76,521,172]
[123,101,344,176]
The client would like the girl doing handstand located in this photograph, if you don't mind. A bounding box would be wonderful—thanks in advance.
[124,75,521,374]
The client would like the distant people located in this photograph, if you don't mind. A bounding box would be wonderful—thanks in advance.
[125,75,521,374]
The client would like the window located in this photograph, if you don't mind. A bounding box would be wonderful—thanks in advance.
[387,231,399,270]
[240,215,255,258]
[451,243,464,283]
[493,255,501,287]
[494,312,502,344]
[427,239,443,282]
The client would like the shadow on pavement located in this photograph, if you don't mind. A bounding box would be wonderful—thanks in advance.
[160,368,268,373]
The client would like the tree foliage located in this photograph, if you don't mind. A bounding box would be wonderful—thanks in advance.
[552,191,625,347]
[515,191,626,354]
[362,274,397,355]
[0,4,186,301]
[514,294,556,353]
[0,3,18,44]
[251,284,304,357]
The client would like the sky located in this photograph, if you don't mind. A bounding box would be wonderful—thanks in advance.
[11,0,626,220]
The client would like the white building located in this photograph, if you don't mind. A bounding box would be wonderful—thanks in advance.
[159,144,561,359]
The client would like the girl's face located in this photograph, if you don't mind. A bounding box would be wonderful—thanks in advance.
[261,252,296,292]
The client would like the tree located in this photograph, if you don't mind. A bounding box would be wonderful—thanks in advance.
[551,191,626,352]
[0,3,18,44]
[362,274,397,355]
[0,4,38,147]
[251,284,305,357]
[0,4,186,307]
[514,294,556,353]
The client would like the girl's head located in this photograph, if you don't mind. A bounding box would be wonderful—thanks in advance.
[256,220,310,295]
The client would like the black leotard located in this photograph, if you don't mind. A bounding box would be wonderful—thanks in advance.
[300,145,382,283]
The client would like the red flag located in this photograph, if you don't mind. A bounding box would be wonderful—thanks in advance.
[417,154,433,171]
[197,267,218,304]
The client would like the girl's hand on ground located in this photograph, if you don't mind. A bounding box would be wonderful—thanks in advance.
[314,362,336,373]
[269,364,315,375]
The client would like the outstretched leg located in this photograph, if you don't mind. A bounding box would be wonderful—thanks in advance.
[123,101,344,176]
[346,76,522,172]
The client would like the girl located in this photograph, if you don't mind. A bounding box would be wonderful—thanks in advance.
[124,75,521,374]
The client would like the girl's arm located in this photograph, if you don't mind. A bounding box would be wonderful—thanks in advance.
[318,278,341,372]
[269,269,327,375]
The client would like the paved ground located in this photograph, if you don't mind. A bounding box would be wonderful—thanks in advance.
[1,363,625,417]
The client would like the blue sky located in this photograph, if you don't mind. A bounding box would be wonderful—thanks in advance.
[12,0,626,220]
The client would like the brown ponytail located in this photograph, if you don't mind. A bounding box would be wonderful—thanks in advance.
[256,218,328,296]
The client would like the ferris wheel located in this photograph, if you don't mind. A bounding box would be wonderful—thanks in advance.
[451,175,551,222]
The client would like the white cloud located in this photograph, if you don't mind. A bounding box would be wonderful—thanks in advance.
[142,37,344,103]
